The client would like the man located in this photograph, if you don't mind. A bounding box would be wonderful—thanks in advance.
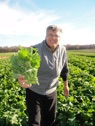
[18,25,69,126]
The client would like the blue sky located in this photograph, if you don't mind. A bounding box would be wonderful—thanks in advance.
[0,0,95,47]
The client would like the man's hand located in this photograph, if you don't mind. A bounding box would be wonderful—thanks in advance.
[18,75,31,88]
[64,80,69,97]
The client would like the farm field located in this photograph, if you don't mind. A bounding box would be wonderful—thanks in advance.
[0,52,14,60]
[0,49,95,126]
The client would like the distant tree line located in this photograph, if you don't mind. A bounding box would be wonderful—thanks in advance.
[0,44,95,53]
[65,44,95,50]
[0,46,20,53]
[0,46,29,53]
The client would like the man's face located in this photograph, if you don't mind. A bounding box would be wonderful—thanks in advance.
[46,30,62,49]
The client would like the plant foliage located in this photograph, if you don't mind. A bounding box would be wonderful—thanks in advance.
[10,47,41,84]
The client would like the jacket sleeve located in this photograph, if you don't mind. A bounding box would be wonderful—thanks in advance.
[60,50,69,81]
[60,63,69,81]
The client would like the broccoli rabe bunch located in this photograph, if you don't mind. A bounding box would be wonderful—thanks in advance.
[10,47,41,85]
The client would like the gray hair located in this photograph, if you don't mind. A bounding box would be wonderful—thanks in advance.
[46,25,63,34]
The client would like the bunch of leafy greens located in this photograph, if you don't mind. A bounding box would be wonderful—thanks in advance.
[10,47,41,85]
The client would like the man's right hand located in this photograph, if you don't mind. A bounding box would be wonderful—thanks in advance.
[18,75,31,88]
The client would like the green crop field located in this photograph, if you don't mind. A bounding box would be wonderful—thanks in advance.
[0,49,95,126]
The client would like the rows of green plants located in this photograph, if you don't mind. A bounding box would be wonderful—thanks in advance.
[68,53,95,76]
[0,51,95,126]
[56,51,95,126]
[0,59,28,126]
[57,63,95,126]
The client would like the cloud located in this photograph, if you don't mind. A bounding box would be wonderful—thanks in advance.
[60,23,95,45]
[0,2,60,36]
[0,1,95,46]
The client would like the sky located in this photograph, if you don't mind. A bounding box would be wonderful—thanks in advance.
[0,0,95,47]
